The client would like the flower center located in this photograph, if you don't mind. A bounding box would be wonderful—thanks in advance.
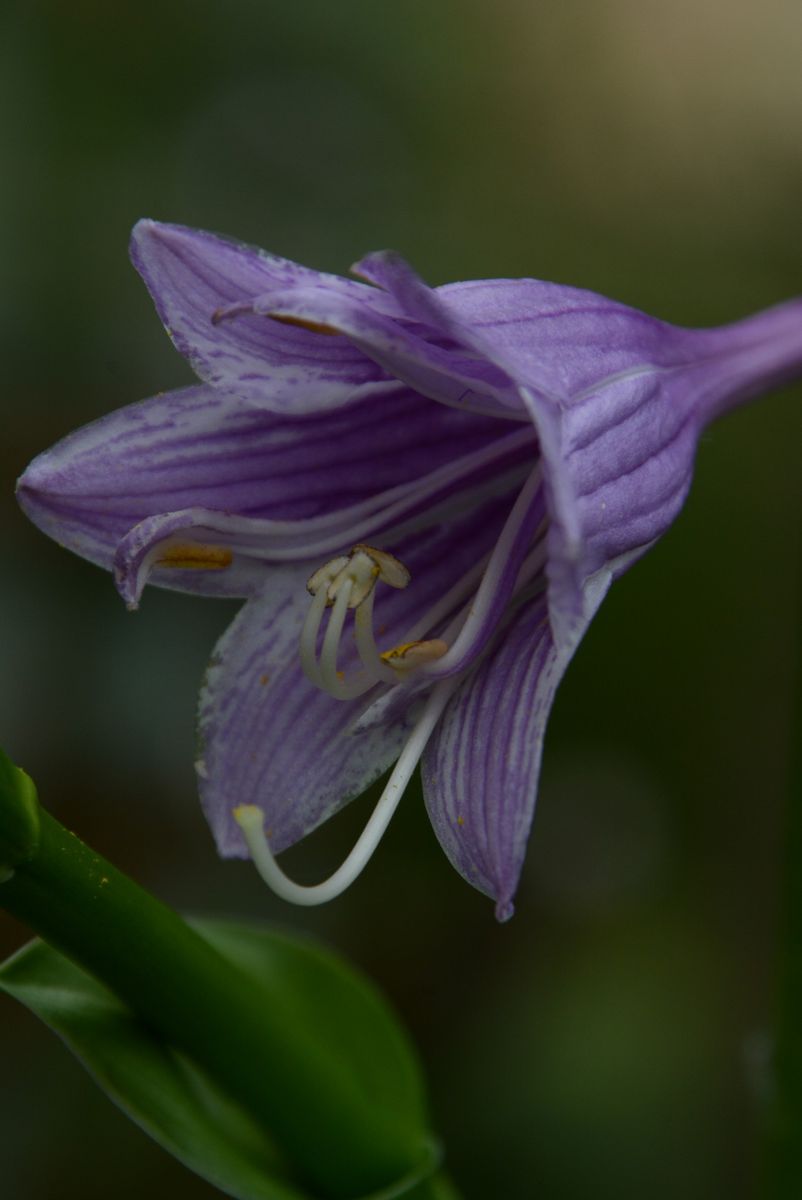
[235,462,548,909]
[300,543,449,700]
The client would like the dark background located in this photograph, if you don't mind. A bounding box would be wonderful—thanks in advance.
[1,2,800,1197]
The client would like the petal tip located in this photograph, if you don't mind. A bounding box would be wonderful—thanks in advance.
[129,218,204,272]
[15,464,59,532]
[129,216,164,257]
[350,249,401,284]
[15,473,34,508]
[16,452,49,498]
[495,897,515,923]
[130,215,158,235]
[112,550,144,610]
[130,216,180,245]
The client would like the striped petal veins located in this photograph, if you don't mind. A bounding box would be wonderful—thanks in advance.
[17,218,802,918]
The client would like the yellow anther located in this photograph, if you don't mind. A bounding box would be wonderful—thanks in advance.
[351,545,410,591]
[380,638,449,670]
[268,313,342,336]
[307,545,410,609]
[156,543,233,570]
[307,555,349,600]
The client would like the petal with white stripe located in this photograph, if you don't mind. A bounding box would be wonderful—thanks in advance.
[130,220,393,412]
[422,572,610,920]
[18,383,515,599]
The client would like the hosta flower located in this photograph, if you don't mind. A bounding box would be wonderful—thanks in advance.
[17,222,802,919]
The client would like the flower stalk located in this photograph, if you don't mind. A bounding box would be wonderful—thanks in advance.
[0,751,40,871]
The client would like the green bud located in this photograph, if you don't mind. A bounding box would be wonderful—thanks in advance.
[0,747,41,870]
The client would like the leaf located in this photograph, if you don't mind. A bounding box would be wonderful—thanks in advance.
[0,745,40,865]
[0,919,435,1199]
[0,936,306,1199]
[194,919,429,1139]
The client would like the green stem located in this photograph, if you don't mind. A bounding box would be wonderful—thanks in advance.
[0,763,431,1199]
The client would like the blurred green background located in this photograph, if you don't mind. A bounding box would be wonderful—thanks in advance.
[1,1,800,1196]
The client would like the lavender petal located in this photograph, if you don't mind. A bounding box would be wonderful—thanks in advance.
[198,585,414,859]
[18,382,514,600]
[422,572,610,920]
[130,220,393,411]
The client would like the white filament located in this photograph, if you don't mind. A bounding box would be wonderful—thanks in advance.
[250,460,549,907]
[302,461,546,703]
[319,577,354,693]
[302,549,400,701]
[299,586,328,687]
[354,591,399,685]
[234,679,458,905]
[211,425,537,563]
[419,463,544,677]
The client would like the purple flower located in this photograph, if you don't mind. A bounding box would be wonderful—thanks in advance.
[18,221,802,920]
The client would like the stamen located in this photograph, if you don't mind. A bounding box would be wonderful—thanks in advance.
[419,464,544,679]
[351,521,551,737]
[200,425,536,565]
[211,301,255,326]
[401,553,491,644]
[210,302,343,336]
[233,677,458,906]
[267,313,343,336]
[380,640,449,669]
[429,525,547,666]
[348,476,549,735]
[319,577,354,692]
[306,555,349,599]
[156,543,233,570]
[351,545,410,590]
[124,535,235,610]
[353,591,399,685]
[303,545,411,699]
[299,585,328,686]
